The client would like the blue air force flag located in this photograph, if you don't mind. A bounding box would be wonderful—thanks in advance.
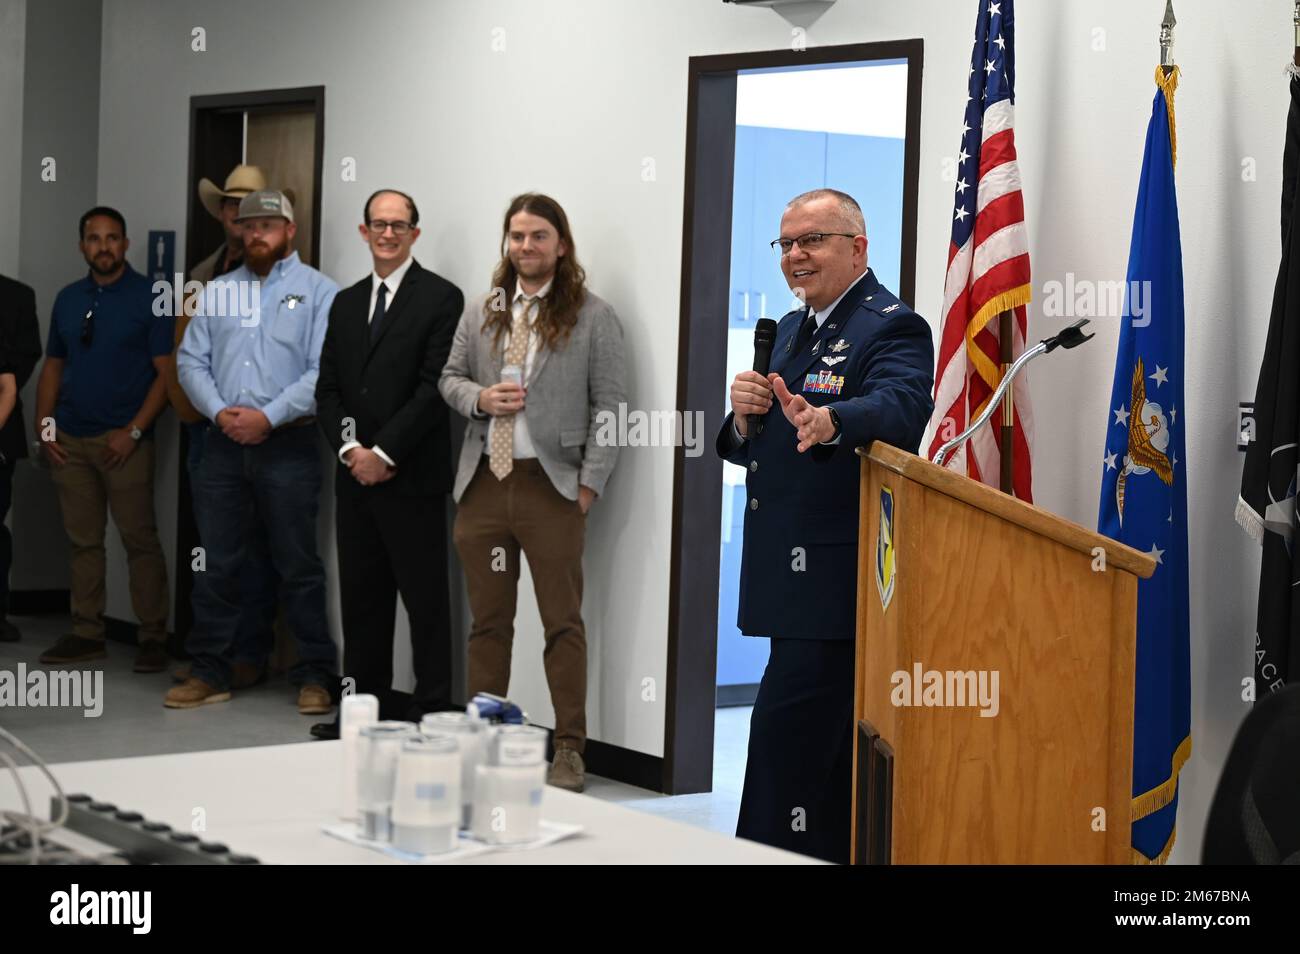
[1096,67,1192,865]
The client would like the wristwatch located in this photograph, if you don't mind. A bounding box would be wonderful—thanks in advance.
[128,425,143,441]
[826,406,842,441]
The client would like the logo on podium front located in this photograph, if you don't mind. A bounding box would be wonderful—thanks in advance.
[876,486,896,611]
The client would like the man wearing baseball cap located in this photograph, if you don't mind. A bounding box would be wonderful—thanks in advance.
[164,163,281,692]
[174,190,340,714]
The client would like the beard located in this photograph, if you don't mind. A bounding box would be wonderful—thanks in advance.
[244,234,289,272]
[511,253,554,281]
[87,251,123,276]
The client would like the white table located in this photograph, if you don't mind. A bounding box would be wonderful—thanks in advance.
[11,742,820,864]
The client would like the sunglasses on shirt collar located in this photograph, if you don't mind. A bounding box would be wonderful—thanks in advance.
[81,303,98,347]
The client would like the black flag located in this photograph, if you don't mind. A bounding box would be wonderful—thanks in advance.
[1237,77,1300,697]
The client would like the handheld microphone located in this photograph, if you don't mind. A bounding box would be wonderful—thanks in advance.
[750,318,778,435]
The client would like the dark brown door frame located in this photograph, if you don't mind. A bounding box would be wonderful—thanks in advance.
[173,86,326,646]
[183,85,326,273]
[663,41,924,794]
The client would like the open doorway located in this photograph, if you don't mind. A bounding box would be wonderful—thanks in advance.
[664,43,922,804]
[172,86,325,650]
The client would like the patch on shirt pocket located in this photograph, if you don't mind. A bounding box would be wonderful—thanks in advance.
[270,299,305,344]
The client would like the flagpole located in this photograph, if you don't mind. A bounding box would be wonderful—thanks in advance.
[1160,1,1176,79]
[1294,0,1299,69]
[998,310,1013,495]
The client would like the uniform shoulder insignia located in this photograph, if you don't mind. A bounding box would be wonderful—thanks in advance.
[881,303,901,314]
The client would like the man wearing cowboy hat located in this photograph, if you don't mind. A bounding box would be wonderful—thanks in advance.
[162,163,281,691]
[193,164,266,284]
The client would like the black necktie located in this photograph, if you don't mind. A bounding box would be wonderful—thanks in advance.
[369,281,388,345]
[794,309,818,352]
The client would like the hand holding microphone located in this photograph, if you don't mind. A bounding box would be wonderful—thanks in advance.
[731,318,778,438]
[729,372,772,438]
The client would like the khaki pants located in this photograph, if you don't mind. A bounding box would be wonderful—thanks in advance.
[453,457,587,752]
[49,432,169,643]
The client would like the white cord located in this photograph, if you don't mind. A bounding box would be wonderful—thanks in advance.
[0,725,73,864]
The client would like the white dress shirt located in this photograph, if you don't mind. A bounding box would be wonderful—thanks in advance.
[484,278,552,460]
[337,254,416,468]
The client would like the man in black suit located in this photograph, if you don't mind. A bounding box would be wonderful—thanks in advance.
[0,274,43,642]
[315,189,463,730]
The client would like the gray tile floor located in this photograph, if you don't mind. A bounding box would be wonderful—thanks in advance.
[0,613,751,839]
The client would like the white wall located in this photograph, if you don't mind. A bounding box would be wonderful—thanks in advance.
[91,0,1284,861]
[0,0,24,591]
[0,0,24,278]
[11,0,104,595]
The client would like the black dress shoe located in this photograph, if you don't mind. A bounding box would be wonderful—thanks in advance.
[0,618,20,642]
[310,719,340,741]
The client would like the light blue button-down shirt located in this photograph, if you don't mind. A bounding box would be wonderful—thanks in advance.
[178,251,339,428]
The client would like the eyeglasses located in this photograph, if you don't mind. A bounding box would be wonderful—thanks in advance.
[367,220,413,236]
[80,302,99,347]
[770,232,857,255]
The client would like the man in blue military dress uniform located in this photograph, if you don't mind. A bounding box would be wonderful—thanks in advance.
[718,189,934,863]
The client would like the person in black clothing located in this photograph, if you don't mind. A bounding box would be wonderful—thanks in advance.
[0,273,43,642]
[313,189,464,732]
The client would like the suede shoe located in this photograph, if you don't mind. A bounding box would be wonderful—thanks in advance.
[232,662,266,690]
[164,677,231,709]
[133,640,169,673]
[297,684,331,715]
[39,634,107,665]
[547,747,585,793]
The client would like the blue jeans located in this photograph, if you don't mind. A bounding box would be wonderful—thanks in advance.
[186,421,279,668]
[187,424,336,690]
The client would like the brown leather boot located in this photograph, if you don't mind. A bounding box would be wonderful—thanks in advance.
[164,677,231,709]
[232,662,266,690]
[297,684,331,715]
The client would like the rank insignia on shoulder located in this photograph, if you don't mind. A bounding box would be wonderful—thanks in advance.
[803,370,845,395]
[830,339,850,353]
[821,355,846,367]
[882,303,900,314]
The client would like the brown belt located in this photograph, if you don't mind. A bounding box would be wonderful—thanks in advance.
[275,415,317,432]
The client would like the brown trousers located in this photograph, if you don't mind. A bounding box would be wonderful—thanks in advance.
[453,457,587,752]
[49,432,169,643]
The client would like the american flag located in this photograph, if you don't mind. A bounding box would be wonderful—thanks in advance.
[927,0,1034,500]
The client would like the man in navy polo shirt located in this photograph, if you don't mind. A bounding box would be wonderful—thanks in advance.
[33,206,173,673]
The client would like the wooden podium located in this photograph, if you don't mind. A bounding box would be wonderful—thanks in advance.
[851,443,1156,865]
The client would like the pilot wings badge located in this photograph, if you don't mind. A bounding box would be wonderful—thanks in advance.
[1116,356,1174,526]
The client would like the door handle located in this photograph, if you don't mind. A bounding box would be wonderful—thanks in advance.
[741,290,750,322]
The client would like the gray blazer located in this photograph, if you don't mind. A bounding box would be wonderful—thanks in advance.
[439,288,626,502]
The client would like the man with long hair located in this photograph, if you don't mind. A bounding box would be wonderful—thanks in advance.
[440,193,625,792]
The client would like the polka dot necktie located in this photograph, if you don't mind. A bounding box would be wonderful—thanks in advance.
[489,295,534,480]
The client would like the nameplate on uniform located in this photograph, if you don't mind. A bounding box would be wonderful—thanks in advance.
[803,370,845,395]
